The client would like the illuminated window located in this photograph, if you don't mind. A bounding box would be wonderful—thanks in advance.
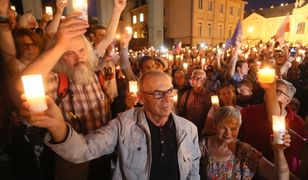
[230,6,234,16]
[208,1,213,12]
[139,13,144,22]
[219,24,224,38]
[133,31,138,38]
[198,0,203,9]
[198,22,203,37]
[220,4,224,13]
[132,15,137,24]
[296,22,305,34]
[207,23,212,37]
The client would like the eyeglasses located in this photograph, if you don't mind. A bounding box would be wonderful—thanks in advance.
[276,89,290,98]
[192,76,205,81]
[140,87,177,99]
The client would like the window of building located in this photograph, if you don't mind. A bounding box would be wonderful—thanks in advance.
[219,24,224,38]
[230,6,234,16]
[238,8,241,17]
[133,31,138,38]
[296,22,305,34]
[220,4,224,13]
[228,26,232,38]
[132,15,137,24]
[139,13,144,22]
[208,1,213,12]
[207,23,212,37]
[198,22,203,37]
[198,0,203,9]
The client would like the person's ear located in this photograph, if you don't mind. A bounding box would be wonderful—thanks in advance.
[137,92,144,105]
[237,88,241,94]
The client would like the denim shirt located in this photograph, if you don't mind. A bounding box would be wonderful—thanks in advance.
[45,108,201,180]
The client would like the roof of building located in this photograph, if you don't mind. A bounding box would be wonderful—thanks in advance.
[245,3,295,18]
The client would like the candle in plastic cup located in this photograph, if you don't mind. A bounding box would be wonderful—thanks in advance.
[272,115,286,144]
[173,90,178,103]
[72,0,88,21]
[211,95,219,106]
[257,67,275,83]
[183,62,188,70]
[21,74,47,113]
[129,81,138,94]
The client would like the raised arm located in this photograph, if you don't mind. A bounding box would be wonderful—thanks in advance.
[0,0,16,62]
[95,0,126,56]
[21,13,89,77]
[224,42,240,81]
[45,0,67,36]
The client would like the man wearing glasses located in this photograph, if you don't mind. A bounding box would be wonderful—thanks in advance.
[22,70,201,180]
[178,69,213,135]
[239,79,305,177]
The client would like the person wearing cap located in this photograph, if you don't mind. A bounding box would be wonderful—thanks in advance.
[155,57,168,72]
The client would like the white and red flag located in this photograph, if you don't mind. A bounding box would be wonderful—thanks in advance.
[273,14,290,44]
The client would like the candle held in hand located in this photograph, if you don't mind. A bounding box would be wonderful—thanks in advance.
[72,0,88,21]
[272,115,286,144]
[129,81,138,94]
[257,67,275,83]
[21,74,47,113]
[211,95,219,106]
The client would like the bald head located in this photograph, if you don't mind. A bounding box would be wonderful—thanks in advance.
[138,70,172,91]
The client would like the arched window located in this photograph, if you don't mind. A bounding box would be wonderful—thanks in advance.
[296,22,305,34]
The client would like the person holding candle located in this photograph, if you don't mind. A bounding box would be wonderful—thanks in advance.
[239,79,305,177]
[19,0,127,179]
[20,70,201,180]
[204,84,242,136]
[200,106,292,180]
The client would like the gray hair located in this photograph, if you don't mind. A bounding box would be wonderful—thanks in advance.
[276,79,296,98]
[214,106,242,127]
[191,69,206,78]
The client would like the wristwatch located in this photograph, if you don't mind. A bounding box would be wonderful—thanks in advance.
[0,16,9,23]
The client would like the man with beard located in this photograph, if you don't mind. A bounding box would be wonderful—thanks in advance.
[21,70,201,180]
[21,0,127,179]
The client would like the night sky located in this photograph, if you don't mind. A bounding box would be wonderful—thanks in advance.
[245,0,296,11]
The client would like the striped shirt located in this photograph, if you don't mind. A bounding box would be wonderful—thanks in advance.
[45,73,111,135]
[179,87,213,133]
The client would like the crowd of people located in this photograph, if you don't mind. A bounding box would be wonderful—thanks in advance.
[0,0,307,179]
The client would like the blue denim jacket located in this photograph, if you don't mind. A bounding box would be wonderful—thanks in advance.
[45,107,201,180]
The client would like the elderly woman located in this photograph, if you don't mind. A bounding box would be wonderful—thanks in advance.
[200,106,291,180]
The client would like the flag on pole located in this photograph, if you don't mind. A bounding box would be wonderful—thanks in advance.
[226,20,243,49]
[273,14,290,44]
[174,41,182,53]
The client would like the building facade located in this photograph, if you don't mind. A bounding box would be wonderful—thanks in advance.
[243,0,308,44]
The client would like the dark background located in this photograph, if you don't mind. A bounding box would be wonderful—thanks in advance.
[246,0,296,11]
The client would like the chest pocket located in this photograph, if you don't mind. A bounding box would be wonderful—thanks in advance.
[121,137,148,171]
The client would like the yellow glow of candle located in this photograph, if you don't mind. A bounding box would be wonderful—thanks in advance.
[125,26,133,35]
[21,74,47,113]
[257,67,275,83]
[183,62,188,70]
[116,34,121,40]
[168,55,173,61]
[201,58,206,65]
[129,81,138,94]
[72,0,88,20]
[211,95,219,106]
[45,6,53,15]
[173,90,178,103]
[296,57,302,63]
[272,115,286,144]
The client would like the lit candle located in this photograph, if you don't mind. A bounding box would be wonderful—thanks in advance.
[129,81,138,94]
[201,58,206,66]
[173,90,178,103]
[125,26,133,35]
[296,57,302,63]
[272,115,286,144]
[183,62,188,70]
[21,74,47,113]
[257,67,275,83]
[116,34,121,40]
[45,6,53,15]
[72,0,88,21]
[211,95,219,106]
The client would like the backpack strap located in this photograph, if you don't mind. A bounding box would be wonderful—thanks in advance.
[95,70,105,92]
[56,72,69,105]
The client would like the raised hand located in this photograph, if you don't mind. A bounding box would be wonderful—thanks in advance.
[114,0,127,12]
[56,0,68,15]
[0,0,9,16]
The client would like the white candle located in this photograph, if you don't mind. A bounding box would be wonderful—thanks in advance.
[211,95,219,106]
[72,0,88,21]
[173,90,178,103]
[257,67,275,83]
[272,115,286,144]
[125,26,133,35]
[45,6,53,15]
[183,62,188,70]
[21,74,47,113]
[129,81,138,94]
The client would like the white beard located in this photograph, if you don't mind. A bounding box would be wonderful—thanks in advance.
[68,62,94,85]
